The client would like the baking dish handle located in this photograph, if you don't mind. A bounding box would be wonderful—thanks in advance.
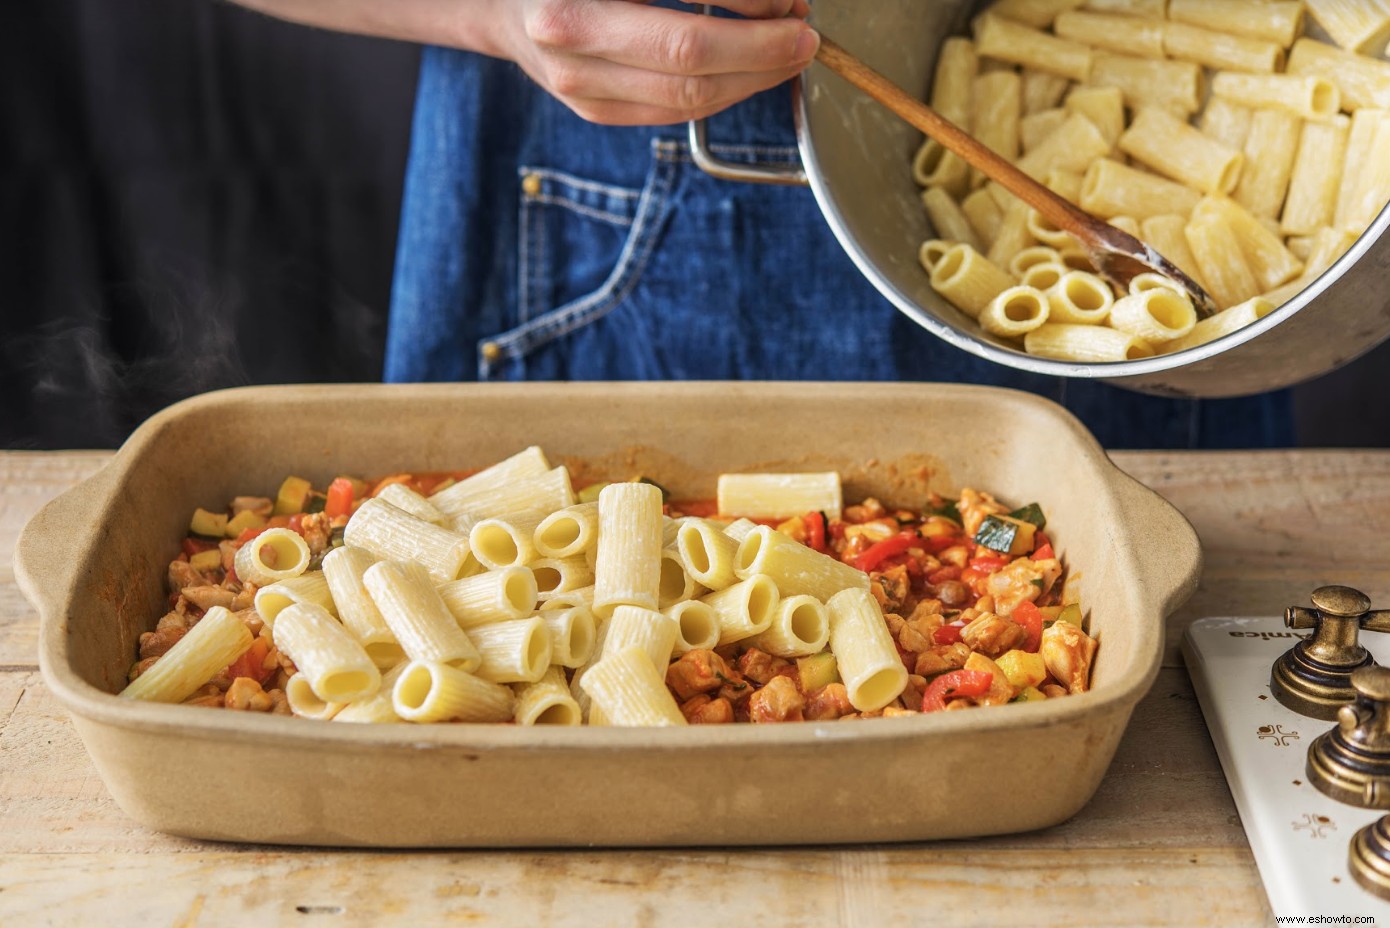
[686,4,809,187]
[1109,467,1204,617]
[13,463,117,627]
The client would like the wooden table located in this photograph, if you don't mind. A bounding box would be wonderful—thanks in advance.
[4,449,1388,926]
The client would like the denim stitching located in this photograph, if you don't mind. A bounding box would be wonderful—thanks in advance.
[519,177,534,324]
[518,165,642,200]
[482,144,676,374]
[526,194,635,227]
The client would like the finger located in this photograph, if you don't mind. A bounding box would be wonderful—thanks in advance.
[669,0,805,19]
[528,1,819,77]
[544,52,806,114]
[562,98,728,126]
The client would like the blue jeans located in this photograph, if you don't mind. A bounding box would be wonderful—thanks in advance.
[387,48,1294,449]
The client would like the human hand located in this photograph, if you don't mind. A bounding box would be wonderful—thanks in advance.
[491,0,819,125]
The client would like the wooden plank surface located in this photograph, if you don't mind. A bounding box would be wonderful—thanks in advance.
[6,448,1386,926]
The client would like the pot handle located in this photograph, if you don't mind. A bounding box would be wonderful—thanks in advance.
[686,117,809,186]
[685,4,809,186]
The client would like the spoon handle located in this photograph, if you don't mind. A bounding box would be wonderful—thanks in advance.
[815,37,1104,242]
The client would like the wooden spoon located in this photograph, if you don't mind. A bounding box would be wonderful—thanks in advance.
[815,37,1219,319]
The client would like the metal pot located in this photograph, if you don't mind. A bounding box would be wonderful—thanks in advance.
[689,1,1390,399]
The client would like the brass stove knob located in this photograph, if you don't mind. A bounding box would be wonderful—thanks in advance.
[1350,814,1390,901]
[1271,585,1390,719]
[1308,666,1390,808]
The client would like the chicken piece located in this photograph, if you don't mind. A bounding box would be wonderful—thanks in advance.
[882,706,917,717]
[128,655,160,682]
[870,564,911,614]
[224,677,274,712]
[748,675,805,723]
[1040,622,1098,694]
[155,610,189,632]
[1042,683,1068,699]
[266,688,292,715]
[983,558,1050,617]
[804,683,855,720]
[958,488,1008,538]
[964,652,1016,707]
[666,649,740,701]
[680,694,734,724]
[231,496,274,517]
[181,585,236,611]
[842,497,887,523]
[299,511,333,556]
[229,586,255,611]
[736,648,794,687]
[138,625,188,660]
[901,674,927,712]
[913,642,972,678]
[897,610,942,654]
[935,580,971,609]
[960,612,1027,658]
[166,559,207,594]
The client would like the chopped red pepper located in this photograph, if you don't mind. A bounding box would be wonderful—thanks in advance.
[1013,601,1044,652]
[923,533,965,554]
[181,537,218,558]
[932,623,964,645]
[921,669,994,712]
[324,477,355,519]
[968,554,1011,574]
[803,511,827,553]
[234,526,267,546]
[1032,542,1055,561]
[927,564,962,584]
[226,637,273,686]
[850,531,919,572]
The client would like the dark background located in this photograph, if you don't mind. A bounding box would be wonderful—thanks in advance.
[3,0,1388,450]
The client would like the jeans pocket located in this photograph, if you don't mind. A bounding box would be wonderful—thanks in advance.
[479,140,678,379]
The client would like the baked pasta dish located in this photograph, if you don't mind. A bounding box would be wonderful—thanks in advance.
[122,447,1096,726]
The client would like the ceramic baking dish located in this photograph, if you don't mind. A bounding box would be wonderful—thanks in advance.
[17,382,1200,847]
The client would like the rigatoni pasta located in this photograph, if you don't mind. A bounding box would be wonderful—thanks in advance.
[139,457,1093,725]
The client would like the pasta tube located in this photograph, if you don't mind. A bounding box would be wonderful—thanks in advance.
[827,588,909,713]
[272,602,381,703]
[253,572,336,628]
[285,672,344,720]
[658,549,702,609]
[467,616,552,684]
[540,606,597,668]
[1161,298,1277,353]
[676,518,741,592]
[665,599,721,654]
[1109,289,1198,343]
[593,482,664,617]
[321,545,405,669]
[530,557,594,600]
[234,527,310,587]
[120,606,252,703]
[513,666,582,726]
[750,594,831,659]
[975,13,1093,82]
[931,244,1016,319]
[600,605,679,674]
[715,472,842,521]
[436,566,538,630]
[1287,37,1390,111]
[1024,324,1155,362]
[1045,271,1113,325]
[376,483,446,526]
[1119,107,1244,196]
[363,560,481,672]
[1211,73,1341,122]
[979,286,1051,338]
[468,509,549,569]
[1282,115,1352,236]
[699,575,781,647]
[580,645,687,727]
[333,662,409,724]
[532,502,599,560]
[391,660,516,723]
[425,445,550,515]
[734,525,870,601]
[344,498,471,584]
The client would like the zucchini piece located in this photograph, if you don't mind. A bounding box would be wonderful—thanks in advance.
[1012,686,1047,703]
[1008,502,1047,529]
[189,549,223,573]
[637,476,670,503]
[1054,603,1083,628]
[974,514,1037,556]
[273,475,314,515]
[303,492,327,514]
[926,499,962,524]
[189,508,228,538]
[577,482,610,504]
[224,509,267,538]
[797,651,841,693]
